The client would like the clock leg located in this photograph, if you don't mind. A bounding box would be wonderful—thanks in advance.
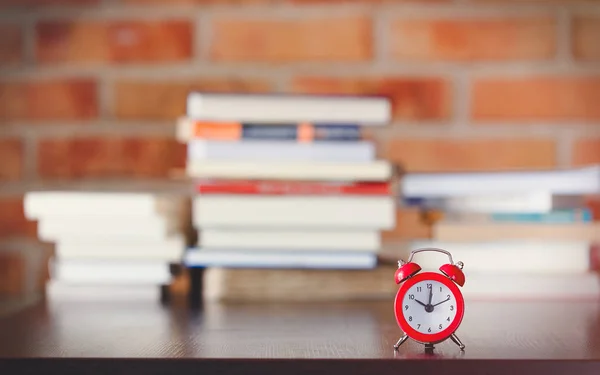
[424,343,435,355]
[393,334,409,350]
[450,333,465,351]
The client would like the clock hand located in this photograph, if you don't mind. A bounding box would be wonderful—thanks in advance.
[428,287,433,305]
[432,297,451,307]
[414,299,427,307]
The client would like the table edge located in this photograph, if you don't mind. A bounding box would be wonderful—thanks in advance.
[1,358,600,375]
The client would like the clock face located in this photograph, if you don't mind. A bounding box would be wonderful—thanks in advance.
[394,272,465,344]
[401,279,458,335]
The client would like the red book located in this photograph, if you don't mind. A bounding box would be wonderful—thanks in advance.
[591,243,600,271]
[195,180,393,195]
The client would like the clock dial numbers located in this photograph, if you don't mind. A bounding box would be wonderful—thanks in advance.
[401,279,458,335]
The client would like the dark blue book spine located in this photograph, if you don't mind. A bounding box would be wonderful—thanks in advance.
[241,124,361,141]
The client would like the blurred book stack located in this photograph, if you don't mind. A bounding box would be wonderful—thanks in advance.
[23,191,190,295]
[176,92,399,301]
[397,165,600,300]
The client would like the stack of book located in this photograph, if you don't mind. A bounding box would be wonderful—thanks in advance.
[396,165,600,300]
[176,92,399,301]
[23,191,190,294]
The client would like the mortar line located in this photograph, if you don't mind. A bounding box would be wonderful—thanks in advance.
[555,6,574,67]
[451,69,471,130]
[372,123,600,139]
[1,2,599,22]
[21,130,38,182]
[2,60,600,80]
[21,14,36,67]
[1,123,181,139]
[97,75,113,121]
[555,129,575,168]
[195,10,211,62]
[372,5,389,67]
[1,2,583,21]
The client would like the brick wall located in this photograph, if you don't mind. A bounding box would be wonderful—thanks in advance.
[1,0,599,296]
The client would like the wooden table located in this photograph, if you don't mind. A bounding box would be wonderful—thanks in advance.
[1,289,599,375]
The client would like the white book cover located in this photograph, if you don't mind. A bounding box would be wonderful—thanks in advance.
[37,216,183,242]
[50,259,172,285]
[24,191,187,219]
[186,92,391,125]
[186,140,375,163]
[186,160,392,181]
[405,192,585,214]
[193,195,396,229]
[184,248,377,269]
[404,240,591,274]
[401,165,600,198]
[198,229,381,251]
[56,236,186,261]
[47,283,162,301]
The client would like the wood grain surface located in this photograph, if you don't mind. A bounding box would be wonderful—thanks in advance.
[0,290,600,374]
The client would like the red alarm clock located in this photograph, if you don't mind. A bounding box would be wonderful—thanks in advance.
[393,248,466,352]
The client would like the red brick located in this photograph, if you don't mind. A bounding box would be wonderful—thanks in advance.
[587,197,600,222]
[572,138,600,166]
[210,15,372,62]
[0,79,98,121]
[0,252,25,295]
[36,20,193,64]
[0,197,37,239]
[390,17,556,61]
[0,139,23,182]
[382,208,433,241]
[572,16,600,61]
[385,138,557,172]
[0,24,22,65]
[37,136,186,179]
[472,77,600,122]
[291,76,450,121]
[113,79,272,120]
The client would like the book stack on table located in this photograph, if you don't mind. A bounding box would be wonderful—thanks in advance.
[23,191,190,294]
[176,92,400,301]
[395,165,600,300]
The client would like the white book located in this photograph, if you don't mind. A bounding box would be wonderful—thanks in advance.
[184,248,377,269]
[51,259,172,285]
[405,192,585,213]
[55,236,186,261]
[186,160,392,181]
[193,195,396,229]
[199,229,381,251]
[186,92,391,125]
[186,140,375,163]
[404,240,591,274]
[401,165,600,198]
[24,191,186,219]
[37,216,183,242]
[47,284,162,301]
